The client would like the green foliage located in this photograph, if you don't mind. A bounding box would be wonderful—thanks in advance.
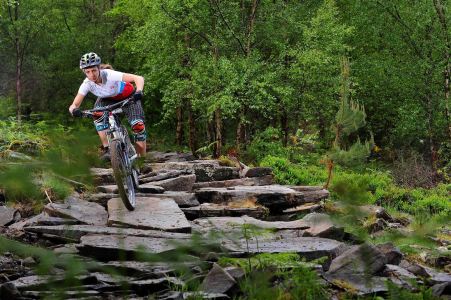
[0,97,16,119]
[0,120,50,155]
[385,278,438,300]
[260,155,327,186]
[327,57,372,168]
[0,121,99,204]
[328,140,371,168]
[220,253,328,300]
[41,173,73,201]
[246,127,288,162]
[219,253,302,272]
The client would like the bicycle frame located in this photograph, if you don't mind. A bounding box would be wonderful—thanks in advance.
[80,97,139,210]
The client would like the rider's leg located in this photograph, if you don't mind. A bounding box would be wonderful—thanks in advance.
[124,99,147,157]
[130,120,147,157]
[134,141,146,157]
[93,98,112,160]
[97,130,109,147]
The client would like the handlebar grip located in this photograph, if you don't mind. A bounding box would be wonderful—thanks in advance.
[72,108,83,118]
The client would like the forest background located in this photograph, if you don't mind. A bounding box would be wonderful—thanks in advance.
[0,0,450,243]
[0,1,450,298]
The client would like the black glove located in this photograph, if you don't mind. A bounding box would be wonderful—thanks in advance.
[72,108,83,118]
[133,90,143,102]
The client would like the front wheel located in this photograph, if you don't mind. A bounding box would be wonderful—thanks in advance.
[110,140,136,210]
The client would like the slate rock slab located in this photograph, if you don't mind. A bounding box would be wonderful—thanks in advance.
[131,277,184,296]
[243,167,273,178]
[195,185,306,212]
[151,174,196,192]
[375,242,403,265]
[90,168,115,184]
[283,203,322,214]
[44,197,107,226]
[223,236,346,261]
[147,151,196,162]
[76,234,179,261]
[182,203,267,220]
[100,261,177,278]
[159,291,230,300]
[327,243,386,275]
[142,192,199,207]
[151,161,240,182]
[84,191,199,208]
[25,224,191,241]
[192,176,273,189]
[300,213,344,240]
[382,264,418,290]
[108,197,191,232]
[192,216,309,234]
[8,212,49,230]
[0,206,21,226]
[139,170,190,184]
[200,263,236,294]
[324,273,388,296]
[97,184,165,194]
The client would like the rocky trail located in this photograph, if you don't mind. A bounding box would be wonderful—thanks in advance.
[0,152,450,299]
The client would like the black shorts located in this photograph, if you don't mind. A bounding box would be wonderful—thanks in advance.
[93,97,146,142]
[94,97,145,124]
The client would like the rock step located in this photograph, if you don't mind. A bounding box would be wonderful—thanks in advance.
[97,184,165,194]
[195,185,311,213]
[24,225,191,242]
[182,203,268,220]
[222,236,347,262]
[108,197,192,233]
[192,175,273,189]
[83,191,199,208]
[43,196,107,226]
[76,234,182,261]
[150,161,240,182]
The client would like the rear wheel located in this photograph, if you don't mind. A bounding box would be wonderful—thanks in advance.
[110,139,136,210]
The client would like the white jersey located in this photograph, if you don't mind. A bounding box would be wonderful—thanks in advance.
[78,69,126,98]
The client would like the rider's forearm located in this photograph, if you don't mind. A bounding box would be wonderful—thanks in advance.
[135,76,144,92]
[69,94,85,113]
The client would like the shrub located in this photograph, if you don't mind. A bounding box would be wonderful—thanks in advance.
[246,127,288,162]
[260,155,327,185]
[391,150,436,188]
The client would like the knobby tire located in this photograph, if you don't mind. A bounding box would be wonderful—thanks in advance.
[110,139,136,211]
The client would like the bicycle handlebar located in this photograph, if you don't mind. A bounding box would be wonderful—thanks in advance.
[75,96,134,119]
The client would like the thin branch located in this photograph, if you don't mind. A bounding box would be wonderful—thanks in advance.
[63,12,72,32]
[160,4,213,48]
[375,1,424,58]
[44,189,53,203]
[53,174,87,190]
[210,0,247,55]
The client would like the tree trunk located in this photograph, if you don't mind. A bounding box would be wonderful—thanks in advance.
[16,56,22,123]
[214,108,222,158]
[424,23,436,169]
[176,106,184,146]
[317,111,327,142]
[11,2,22,123]
[445,65,451,141]
[281,107,288,147]
[433,0,451,141]
[188,102,197,157]
[245,0,259,55]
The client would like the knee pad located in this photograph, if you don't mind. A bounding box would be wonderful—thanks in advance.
[131,120,147,141]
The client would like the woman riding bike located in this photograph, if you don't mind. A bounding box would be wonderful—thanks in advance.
[68,52,147,160]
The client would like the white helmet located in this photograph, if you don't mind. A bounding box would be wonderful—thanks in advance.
[79,52,101,69]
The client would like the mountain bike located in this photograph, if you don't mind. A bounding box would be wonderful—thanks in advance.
[76,96,139,210]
